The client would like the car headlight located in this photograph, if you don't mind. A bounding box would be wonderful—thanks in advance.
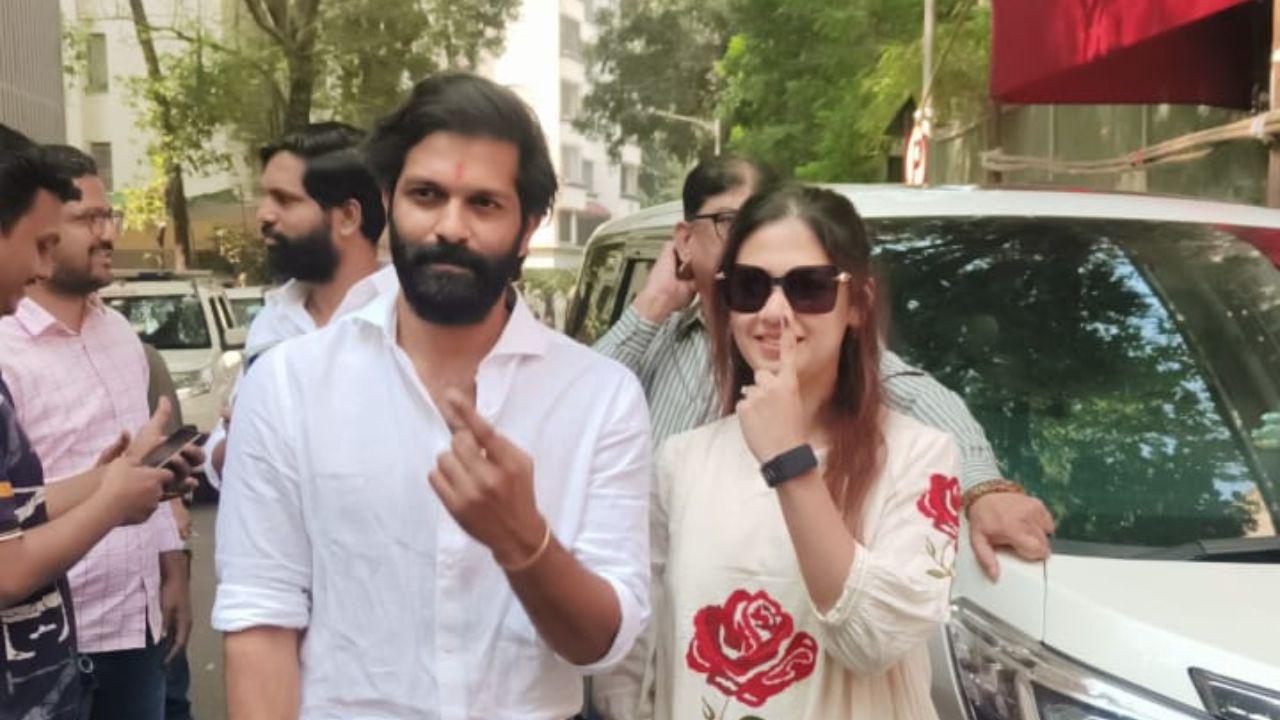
[1190,668,1280,720]
[173,368,213,399]
[947,600,1210,720]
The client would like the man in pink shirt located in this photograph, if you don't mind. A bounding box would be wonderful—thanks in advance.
[0,145,201,720]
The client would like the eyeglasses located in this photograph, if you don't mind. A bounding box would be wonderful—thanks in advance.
[716,264,852,314]
[71,208,124,236]
[689,210,737,241]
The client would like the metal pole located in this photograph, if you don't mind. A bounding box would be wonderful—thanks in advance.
[714,117,721,156]
[1268,0,1280,207]
[923,0,935,106]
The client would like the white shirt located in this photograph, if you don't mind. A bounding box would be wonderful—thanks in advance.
[213,291,653,720]
[244,264,400,360]
[595,412,960,720]
[203,264,399,488]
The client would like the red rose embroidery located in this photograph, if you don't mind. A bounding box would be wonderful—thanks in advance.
[686,589,817,709]
[917,473,961,540]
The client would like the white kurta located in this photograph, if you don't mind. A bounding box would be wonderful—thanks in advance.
[599,409,961,720]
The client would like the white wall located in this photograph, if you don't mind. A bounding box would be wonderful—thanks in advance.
[488,0,642,270]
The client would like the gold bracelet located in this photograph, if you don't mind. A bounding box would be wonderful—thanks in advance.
[497,521,553,573]
[961,478,1024,516]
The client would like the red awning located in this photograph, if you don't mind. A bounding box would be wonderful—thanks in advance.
[991,0,1262,109]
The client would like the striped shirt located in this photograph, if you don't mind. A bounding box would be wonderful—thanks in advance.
[593,304,1001,488]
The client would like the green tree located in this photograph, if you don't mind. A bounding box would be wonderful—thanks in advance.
[719,0,986,181]
[577,0,731,202]
[312,0,519,129]
[70,0,520,275]
[580,0,988,185]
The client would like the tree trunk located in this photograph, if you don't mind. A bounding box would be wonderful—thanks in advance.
[243,0,322,134]
[165,167,192,271]
[282,46,316,132]
[128,0,194,269]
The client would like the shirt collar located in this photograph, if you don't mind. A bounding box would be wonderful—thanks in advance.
[268,264,398,313]
[352,286,550,360]
[675,301,705,337]
[13,295,106,338]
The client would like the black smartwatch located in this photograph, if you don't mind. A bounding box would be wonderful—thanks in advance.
[760,444,818,488]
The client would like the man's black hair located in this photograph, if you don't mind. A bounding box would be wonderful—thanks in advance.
[367,72,557,219]
[0,130,81,234]
[37,144,98,180]
[0,123,36,155]
[258,121,367,165]
[682,155,776,220]
[261,122,386,243]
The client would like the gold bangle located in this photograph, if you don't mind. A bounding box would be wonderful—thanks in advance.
[498,521,553,573]
[961,478,1025,516]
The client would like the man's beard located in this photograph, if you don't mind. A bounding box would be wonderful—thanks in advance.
[48,242,112,296]
[263,220,339,283]
[389,218,523,327]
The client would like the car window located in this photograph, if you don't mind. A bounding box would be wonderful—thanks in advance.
[873,217,1280,550]
[105,293,213,351]
[571,238,628,344]
[618,258,656,318]
[229,298,264,327]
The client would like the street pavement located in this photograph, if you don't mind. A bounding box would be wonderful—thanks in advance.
[187,503,226,719]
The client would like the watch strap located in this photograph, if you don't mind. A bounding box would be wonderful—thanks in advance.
[761,444,818,487]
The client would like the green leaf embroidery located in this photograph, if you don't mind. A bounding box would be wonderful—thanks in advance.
[927,568,949,579]
[702,697,716,720]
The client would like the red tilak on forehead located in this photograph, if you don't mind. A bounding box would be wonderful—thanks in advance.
[454,162,464,181]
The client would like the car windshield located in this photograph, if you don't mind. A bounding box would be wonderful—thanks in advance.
[105,293,212,351]
[873,217,1280,552]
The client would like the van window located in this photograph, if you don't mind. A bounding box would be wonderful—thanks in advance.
[572,239,627,344]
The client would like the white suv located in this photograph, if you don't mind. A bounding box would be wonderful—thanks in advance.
[100,272,247,431]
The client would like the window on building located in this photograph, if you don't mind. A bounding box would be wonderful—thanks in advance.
[582,159,595,193]
[87,33,109,93]
[561,145,583,185]
[89,143,113,191]
[621,164,640,198]
[561,81,582,121]
[561,16,582,59]
[558,209,577,245]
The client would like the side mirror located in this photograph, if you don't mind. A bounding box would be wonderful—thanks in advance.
[224,326,248,350]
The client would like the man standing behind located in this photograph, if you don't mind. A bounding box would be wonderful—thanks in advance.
[0,145,202,720]
[204,122,393,482]
[215,73,652,719]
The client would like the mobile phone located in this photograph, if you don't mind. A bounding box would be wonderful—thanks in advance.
[140,426,203,469]
[140,426,205,498]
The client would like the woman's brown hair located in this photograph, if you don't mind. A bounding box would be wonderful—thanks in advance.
[710,184,885,529]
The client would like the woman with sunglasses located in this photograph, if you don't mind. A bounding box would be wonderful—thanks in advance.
[628,185,960,720]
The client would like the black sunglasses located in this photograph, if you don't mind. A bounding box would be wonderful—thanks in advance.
[716,264,852,314]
